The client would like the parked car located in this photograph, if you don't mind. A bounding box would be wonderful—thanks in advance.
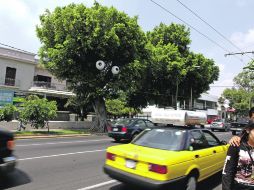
[210,119,231,132]
[107,118,155,142]
[207,115,219,124]
[104,127,228,190]
[0,129,16,174]
[230,117,249,135]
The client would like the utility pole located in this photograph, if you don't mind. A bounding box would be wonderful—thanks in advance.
[225,51,254,70]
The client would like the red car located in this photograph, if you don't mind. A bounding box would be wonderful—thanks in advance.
[207,116,219,124]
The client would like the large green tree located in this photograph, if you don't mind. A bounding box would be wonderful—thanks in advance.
[223,68,254,116]
[36,3,148,131]
[106,91,139,117]
[134,23,219,108]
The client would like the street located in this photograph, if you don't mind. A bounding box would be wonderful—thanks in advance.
[1,131,233,190]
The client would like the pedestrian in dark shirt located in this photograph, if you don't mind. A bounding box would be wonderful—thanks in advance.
[222,122,254,190]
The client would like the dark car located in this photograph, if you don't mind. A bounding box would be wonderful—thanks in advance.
[107,118,155,142]
[0,129,16,174]
[231,117,249,135]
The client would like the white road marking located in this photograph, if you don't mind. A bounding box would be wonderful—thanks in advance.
[77,180,117,190]
[16,139,110,147]
[18,149,106,161]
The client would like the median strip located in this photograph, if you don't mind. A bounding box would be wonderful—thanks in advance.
[77,180,117,190]
[18,149,106,161]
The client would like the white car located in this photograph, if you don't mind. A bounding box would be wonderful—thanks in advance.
[210,119,231,132]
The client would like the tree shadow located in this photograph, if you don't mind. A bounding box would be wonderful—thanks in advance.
[0,169,31,190]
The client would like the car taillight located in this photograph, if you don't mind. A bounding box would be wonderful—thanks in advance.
[149,164,167,174]
[106,152,115,161]
[107,126,112,132]
[7,140,15,150]
[122,127,127,132]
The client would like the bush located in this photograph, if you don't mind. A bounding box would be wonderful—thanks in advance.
[1,104,17,122]
[20,95,57,129]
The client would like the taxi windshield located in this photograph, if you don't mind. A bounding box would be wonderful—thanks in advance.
[132,129,185,151]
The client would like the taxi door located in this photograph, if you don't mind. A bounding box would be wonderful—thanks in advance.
[202,130,228,171]
[189,130,216,180]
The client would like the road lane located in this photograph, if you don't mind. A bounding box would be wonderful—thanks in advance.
[2,136,116,190]
[15,136,112,159]
[2,131,233,190]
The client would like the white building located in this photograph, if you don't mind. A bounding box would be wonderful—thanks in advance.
[0,46,74,108]
[141,93,219,120]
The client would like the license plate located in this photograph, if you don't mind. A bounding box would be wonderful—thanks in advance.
[113,128,118,132]
[125,159,136,169]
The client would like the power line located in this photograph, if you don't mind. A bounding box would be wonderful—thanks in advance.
[225,51,254,56]
[149,0,244,63]
[176,0,253,61]
[0,42,36,55]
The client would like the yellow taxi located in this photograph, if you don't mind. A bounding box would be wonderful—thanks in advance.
[104,127,228,190]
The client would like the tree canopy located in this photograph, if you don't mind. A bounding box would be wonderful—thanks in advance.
[222,68,254,116]
[130,23,219,108]
[36,3,148,131]
[36,3,220,131]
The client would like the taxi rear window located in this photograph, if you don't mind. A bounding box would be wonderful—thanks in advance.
[132,129,185,151]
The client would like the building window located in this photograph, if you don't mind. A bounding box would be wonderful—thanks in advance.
[33,75,52,88]
[5,67,16,86]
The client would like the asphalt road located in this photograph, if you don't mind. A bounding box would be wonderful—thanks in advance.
[1,131,233,190]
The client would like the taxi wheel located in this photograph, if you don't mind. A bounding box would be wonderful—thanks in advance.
[185,176,197,190]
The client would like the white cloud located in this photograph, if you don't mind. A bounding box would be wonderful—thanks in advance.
[208,72,235,97]
[236,0,247,7]
[230,28,254,50]
[0,0,30,20]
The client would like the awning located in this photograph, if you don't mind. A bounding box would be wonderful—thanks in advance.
[28,87,75,97]
[227,107,236,112]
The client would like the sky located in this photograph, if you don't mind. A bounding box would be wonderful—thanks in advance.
[0,0,254,97]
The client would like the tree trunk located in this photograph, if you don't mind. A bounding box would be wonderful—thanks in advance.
[90,97,108,133]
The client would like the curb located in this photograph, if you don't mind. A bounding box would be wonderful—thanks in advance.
[15,133,91,139]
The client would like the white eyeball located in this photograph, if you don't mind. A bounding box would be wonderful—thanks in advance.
[96,60,105,70]
[111,66,120,75]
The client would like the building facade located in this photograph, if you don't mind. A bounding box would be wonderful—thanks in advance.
[0,47,74,108]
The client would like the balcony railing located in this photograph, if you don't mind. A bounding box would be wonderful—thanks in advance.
[0,78,20,87]
[32,81,68,91]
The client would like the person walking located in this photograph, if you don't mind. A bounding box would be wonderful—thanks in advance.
[17,120,26,131]
[222,122,254,190]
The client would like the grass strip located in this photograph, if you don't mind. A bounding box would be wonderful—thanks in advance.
[15,129,89,136]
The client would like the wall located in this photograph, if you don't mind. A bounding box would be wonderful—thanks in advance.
[0,57,35,91]
[0,121,92,131]
[34,67,67,91]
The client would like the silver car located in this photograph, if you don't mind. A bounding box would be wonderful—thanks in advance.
[210,119,231,132]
